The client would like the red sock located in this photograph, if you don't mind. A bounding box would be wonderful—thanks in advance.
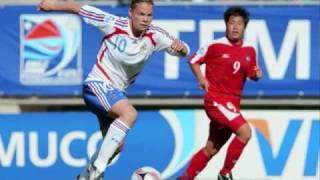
[220,137,246,176]
[180,148,210,180]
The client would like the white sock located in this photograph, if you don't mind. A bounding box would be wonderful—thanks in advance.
[94,118,129,172]
[89,151,99,164]
[79,151,98,177]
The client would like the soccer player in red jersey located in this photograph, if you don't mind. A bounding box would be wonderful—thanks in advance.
[179,7,262,180]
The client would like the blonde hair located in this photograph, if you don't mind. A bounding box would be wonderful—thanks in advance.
[130,0,154,9]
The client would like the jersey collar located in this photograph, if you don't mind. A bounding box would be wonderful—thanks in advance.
[226,36,243,47]
[128,19,146,39]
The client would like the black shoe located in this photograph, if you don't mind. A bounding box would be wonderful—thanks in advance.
[218,172,233,180]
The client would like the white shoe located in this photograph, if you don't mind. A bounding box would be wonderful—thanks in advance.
[76,163,90,180]
[88,163,104,180]
[76,174,87,180]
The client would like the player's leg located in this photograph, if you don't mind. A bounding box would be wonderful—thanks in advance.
[180,129,232,180]
[204,109,234,158]
[98,115,125,167]
[179,108,232,180]
[78,84,110,180]
[81,81,134,179]
[219,118,251,179]
[98,113,124,166]
[93,99,136,176]
[213,101,251,179]
[77,113,124,180]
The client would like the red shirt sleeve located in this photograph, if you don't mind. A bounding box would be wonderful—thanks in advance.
[188,44,210,64]
[247,47,258,80]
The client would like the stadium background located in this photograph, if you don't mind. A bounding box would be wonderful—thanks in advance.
[0,0,319,180]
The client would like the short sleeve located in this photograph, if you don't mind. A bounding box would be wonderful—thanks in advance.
[188,44,210,64]
[148,25,189,56]
[149,25,174,52]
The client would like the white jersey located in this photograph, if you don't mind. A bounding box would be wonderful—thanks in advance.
[79,5,189,91]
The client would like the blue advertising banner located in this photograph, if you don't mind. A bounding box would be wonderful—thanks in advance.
[0,5,319,96]
[0,111,319,180]
[0,111,194,180]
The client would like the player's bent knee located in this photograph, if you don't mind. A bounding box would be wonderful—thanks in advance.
[245,125,252,140]
[125,108,137,121]
[239,130,251,142]
[236,123,252,143]
[118,108,137,126]
[242,130,252,142]
[205,142,220,157]
[130,108,138,120]
[205,148,218,158]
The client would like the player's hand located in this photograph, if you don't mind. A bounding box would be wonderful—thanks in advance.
[38,0,56,11]
[198,78,209,91]
[254,67,262,79]
[250,66,262,81]
[170,39,187,56]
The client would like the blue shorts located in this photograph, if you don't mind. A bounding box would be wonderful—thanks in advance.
[83,81,127,122]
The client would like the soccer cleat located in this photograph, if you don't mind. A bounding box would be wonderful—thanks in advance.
[76,162,91,180]
[75,174,87,180]
[88,163,104,180]
[75,173,104,180]
[76,165,89,180]
[218,172,233,180]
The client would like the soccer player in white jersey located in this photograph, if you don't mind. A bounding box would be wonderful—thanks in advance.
[38,0,189,180]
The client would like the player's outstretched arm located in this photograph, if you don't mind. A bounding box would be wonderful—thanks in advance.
[38,0,83,13]
[170,39,189,57]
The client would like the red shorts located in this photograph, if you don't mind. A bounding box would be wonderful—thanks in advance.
[204,98,246,133]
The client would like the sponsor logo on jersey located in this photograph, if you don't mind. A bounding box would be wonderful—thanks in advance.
[246,56,251,62]
[222,53,230,59]
[20,14,82,85]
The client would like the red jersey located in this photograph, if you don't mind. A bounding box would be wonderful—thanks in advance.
[189,37,258,103]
